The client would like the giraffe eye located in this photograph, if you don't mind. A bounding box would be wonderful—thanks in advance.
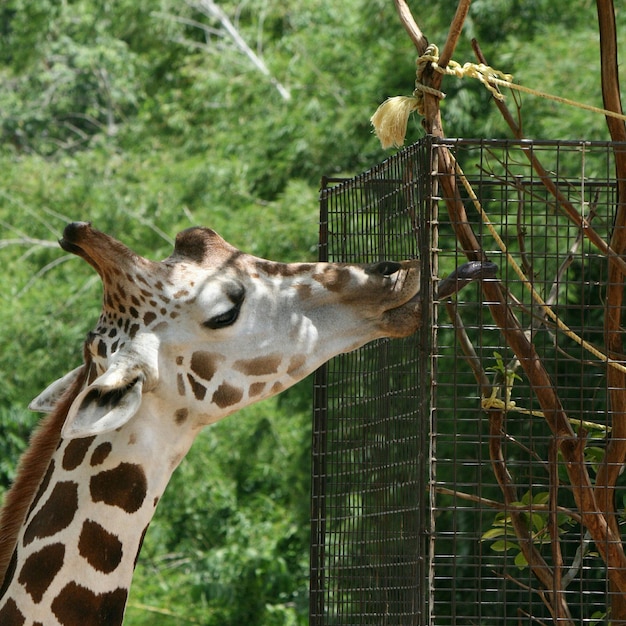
[202,282,245,330]
[204,306,241,329]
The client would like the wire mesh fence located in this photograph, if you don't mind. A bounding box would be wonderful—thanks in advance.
[311,141,435,626]
[311,136,626,624]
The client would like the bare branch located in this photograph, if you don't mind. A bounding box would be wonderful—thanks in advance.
[0,237,59,250]
[471,38,626,278]
[593,5,626,618]
[392,0,428,53]
[437,0,471,70]
[188,0,291,101]
[16,256,75,297]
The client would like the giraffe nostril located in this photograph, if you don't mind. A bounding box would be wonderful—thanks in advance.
[371,261,402,277]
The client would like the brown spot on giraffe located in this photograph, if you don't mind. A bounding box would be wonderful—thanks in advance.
[51,582,127,626]
[271,381,284,395]
[294,282,312,299]
[190,351,222,381]
[287,354,307,376]
[62,437,96,471]
[90,442,112,466]
[23,482,79,546]
[0,598,25,625]
[177,373,186,396]
[90,463,147,514]
[233,354,282,376]
[174,408,188,425]
[313,266,352,292]
[249,382,266,397]
[255,261,314,277]
[212,382,244,408]
[78,520,123,574]
[18,542,65,603]
[186,375,207,401]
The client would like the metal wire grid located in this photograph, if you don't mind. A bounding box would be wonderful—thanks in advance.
[311,141,435,626]
[311,137,625,625]
[431,138,621,625]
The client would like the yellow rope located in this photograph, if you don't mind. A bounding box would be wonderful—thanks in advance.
[371,44,626,149]
[371,44,445,149]
[480,393,610,431]
[418,45,511,104]
[479,342,609,431]
[481,391,539,417]
[426,47,626,123]
[450,154,626,377]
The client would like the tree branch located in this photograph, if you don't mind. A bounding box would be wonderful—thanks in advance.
[392,0,428,54]
[187,0,291,101]
[470,38,626,278]
[594,2,626,618]
[470,35,626,599]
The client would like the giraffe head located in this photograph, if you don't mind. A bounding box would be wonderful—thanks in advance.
[31,222,422,439]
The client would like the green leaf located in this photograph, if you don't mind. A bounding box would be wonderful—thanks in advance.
[532,491,550,506]
[531,513,546,533]
[490,540,512,553]
[481,527,508,541]
[514,551,528,569]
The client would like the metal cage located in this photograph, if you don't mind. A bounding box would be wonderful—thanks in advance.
[311,136,626,625]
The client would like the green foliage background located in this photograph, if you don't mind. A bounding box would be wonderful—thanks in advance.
[0,1,621,623]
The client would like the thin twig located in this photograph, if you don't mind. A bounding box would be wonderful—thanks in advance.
[433,486,581,523]
[188,0,291,101]
[437,0,471,70]
[470,37,626,279]
[392,0,428,53]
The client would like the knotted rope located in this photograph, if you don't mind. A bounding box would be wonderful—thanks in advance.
[371,44,626,150]
[371,44,511,149]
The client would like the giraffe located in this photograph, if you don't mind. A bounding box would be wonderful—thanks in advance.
[0,222,494,625]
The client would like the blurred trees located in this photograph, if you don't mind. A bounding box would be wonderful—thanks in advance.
[0,0,618,623]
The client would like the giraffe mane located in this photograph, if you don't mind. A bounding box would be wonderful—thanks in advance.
[0,361,89,587]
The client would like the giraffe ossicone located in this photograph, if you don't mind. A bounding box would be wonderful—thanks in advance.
[0,222,428,625]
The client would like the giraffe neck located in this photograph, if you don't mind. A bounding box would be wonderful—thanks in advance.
[0,399,194,626]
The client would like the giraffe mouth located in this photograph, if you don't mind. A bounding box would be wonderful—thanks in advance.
[375,264,422,338]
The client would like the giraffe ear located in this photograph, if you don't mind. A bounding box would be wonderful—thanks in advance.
[61,367,145,439]
[29,366,85,413]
